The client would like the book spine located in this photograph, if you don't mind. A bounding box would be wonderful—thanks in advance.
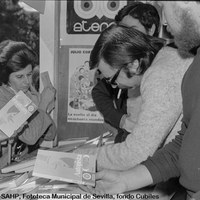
[1,159,36,173]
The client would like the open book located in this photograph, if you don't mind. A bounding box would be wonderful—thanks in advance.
[0,91,37,137]
[33,150,96,186]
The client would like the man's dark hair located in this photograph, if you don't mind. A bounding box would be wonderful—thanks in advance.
[115,2,160,37]
[90,24,165,77]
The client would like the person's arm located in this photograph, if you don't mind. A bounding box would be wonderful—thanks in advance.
[0,87,55,145]
[82,164,153,195]
[86,129,184,195]
[81,120,185,196]
[96,64,183,170]
[120,95,142,132]
[82,122,186,195]
[92,79,126,128]
[142,123,185,183]
[18,87,56,145]
[18,109,54,145]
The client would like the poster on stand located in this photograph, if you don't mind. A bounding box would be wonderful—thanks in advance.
[60,0,129,45]
[66,0,127,34]
[67,47,104,123]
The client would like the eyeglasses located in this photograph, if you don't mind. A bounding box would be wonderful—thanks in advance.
[104,68,121,86]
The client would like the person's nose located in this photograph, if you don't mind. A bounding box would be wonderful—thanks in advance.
[23,76,30,85]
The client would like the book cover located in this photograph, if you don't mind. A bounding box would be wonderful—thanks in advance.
[58,137,89,146]
[14,165,34,173]
[0,172,28,189]
[52,141,88,153]
[26,180,78,194]
[40,71,55,113]
[39,140,54,149]
[33,150,96,186]
[5,176,50,195]
[0,91,37,137]
[41,71,53,89]
[1,157,36,173]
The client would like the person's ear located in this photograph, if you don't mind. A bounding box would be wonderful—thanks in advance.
[149,24,156,36]
[127,60,140,76]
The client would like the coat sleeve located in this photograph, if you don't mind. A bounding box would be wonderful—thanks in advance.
[141,122,184,183]
[143,79,200,184]
[18,109,54,145]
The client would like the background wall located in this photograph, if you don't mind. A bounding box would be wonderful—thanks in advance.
[40,1,55,88]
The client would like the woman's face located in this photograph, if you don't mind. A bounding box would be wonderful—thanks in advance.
[8,64,33,93]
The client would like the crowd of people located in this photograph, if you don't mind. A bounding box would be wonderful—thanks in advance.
[0,1,200,199]
[76,1,200,200]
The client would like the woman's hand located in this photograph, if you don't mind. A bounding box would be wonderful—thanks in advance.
[46,87,56,114]
[39,86,56,113]
[29,84,40,105]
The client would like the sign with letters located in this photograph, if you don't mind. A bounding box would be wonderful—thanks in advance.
[66,0,128,34]
[67,47,104,123]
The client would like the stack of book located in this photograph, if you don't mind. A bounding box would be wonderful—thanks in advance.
[0,132,115,195]
[1,157,36,174]
[0,172,28,189]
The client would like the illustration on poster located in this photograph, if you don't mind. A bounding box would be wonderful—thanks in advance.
[67,0,127,34]
[69,61,96,112]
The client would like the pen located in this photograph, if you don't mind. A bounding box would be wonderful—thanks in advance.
[97,133,103,148]
[117,89,122,99]
[95,134,103,172]
[96,133,103,158]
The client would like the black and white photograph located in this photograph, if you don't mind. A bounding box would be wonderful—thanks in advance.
[0,1,200,199]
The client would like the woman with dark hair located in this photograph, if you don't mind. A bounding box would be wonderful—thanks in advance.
[75,24,193,171]
[0,40,56,167]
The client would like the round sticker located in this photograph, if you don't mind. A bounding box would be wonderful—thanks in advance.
[83,172,91,180]
[28,105,34,112]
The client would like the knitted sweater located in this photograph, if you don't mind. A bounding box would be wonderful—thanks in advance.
[0,85,55,145]
[96,47,193,170]
[143,47,200,196]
